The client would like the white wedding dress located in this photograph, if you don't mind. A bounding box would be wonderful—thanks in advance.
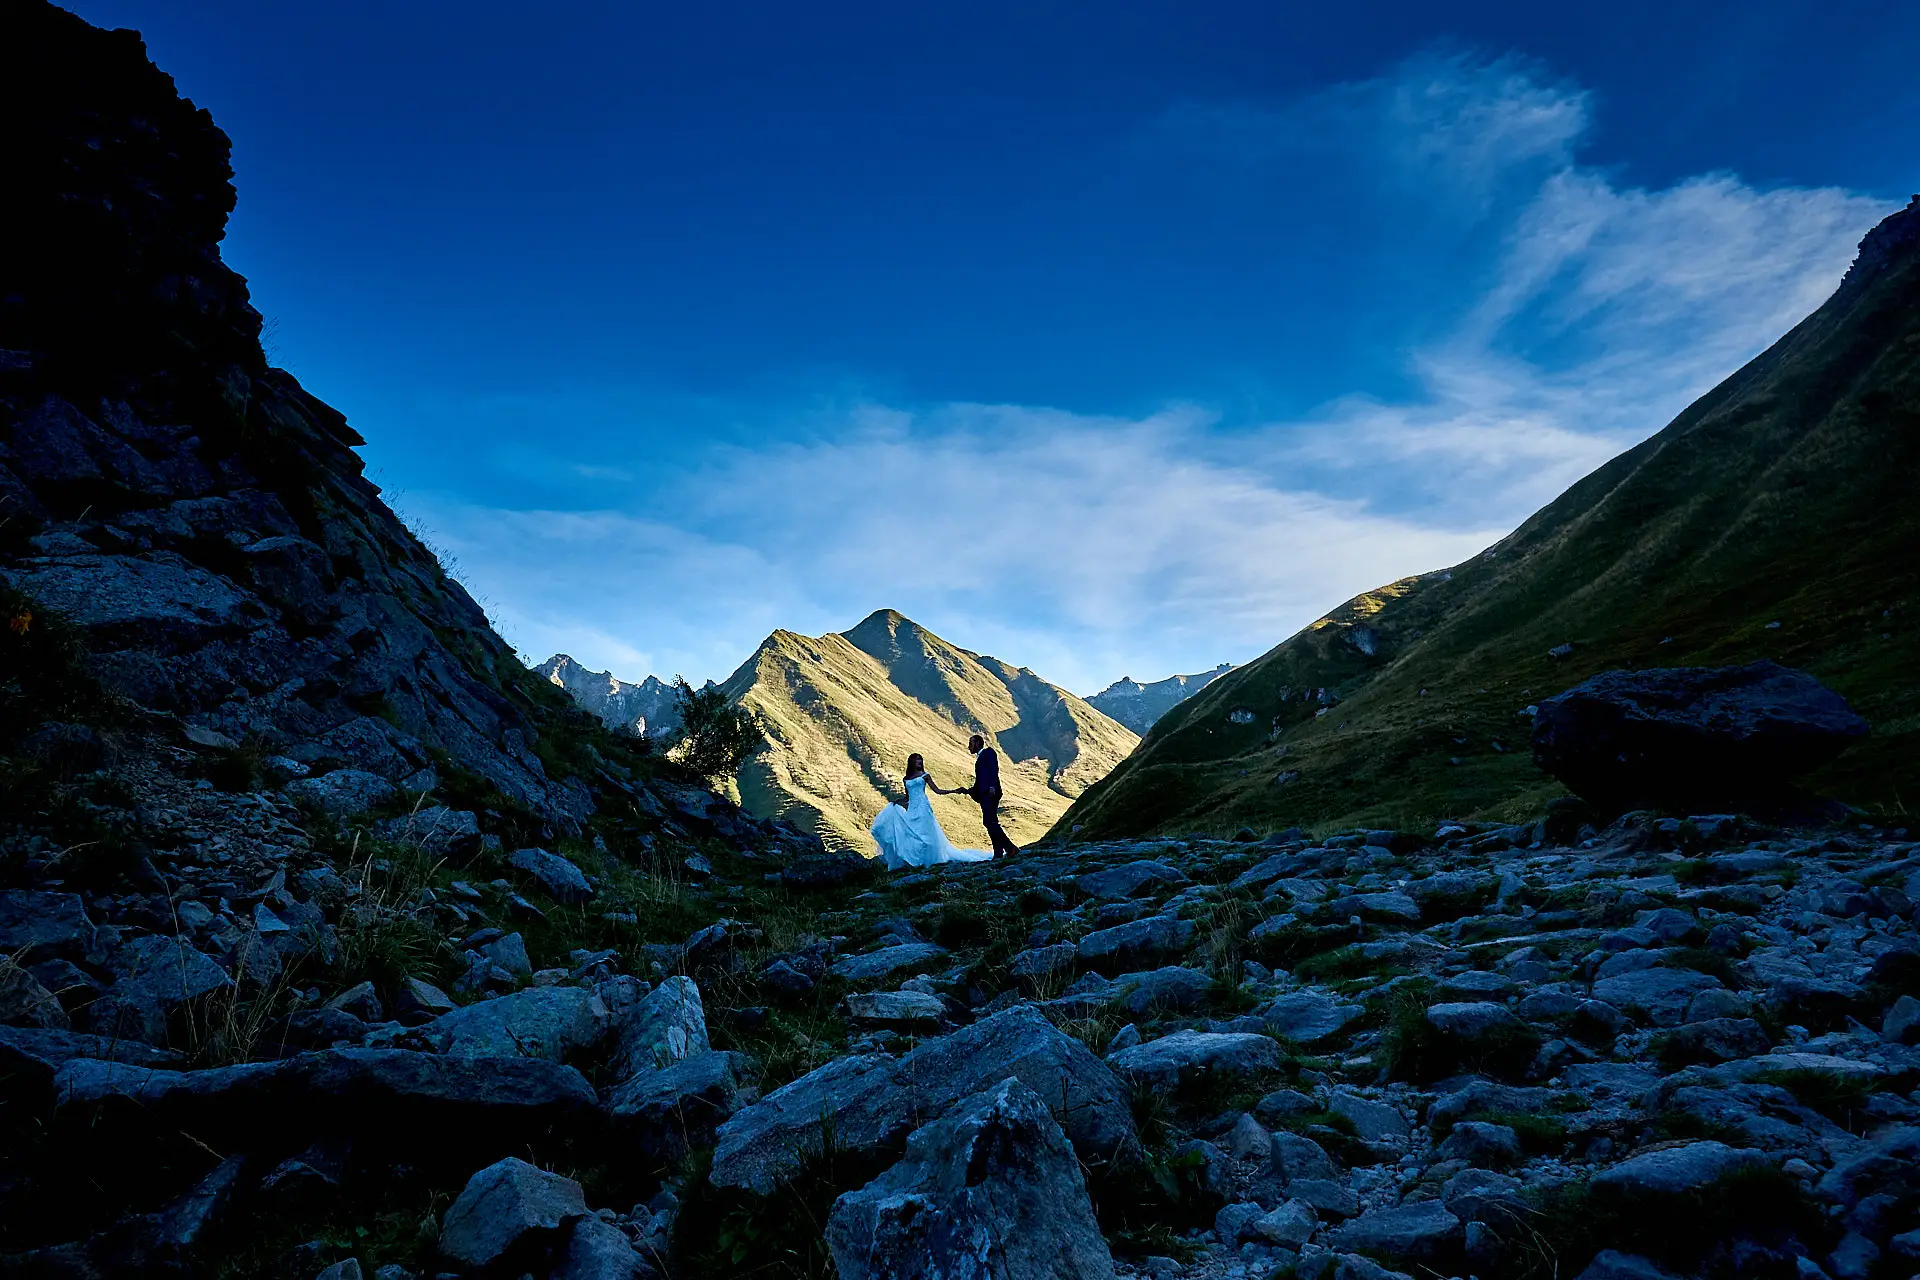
[870,774,993,869]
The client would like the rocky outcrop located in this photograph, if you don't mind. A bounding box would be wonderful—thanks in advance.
[0,0,607,826]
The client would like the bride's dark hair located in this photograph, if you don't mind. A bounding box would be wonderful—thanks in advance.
[904,753,925,778]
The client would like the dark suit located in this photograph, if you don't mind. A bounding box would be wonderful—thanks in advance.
[966,746,1019,857]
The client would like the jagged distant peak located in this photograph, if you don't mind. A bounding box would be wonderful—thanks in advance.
[1087,664,1234,734]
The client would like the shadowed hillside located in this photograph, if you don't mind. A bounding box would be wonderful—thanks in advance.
[721,609,1137,852]
[1058,196,1920,839]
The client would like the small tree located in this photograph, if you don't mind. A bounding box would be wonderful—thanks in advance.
[667,677,759,782]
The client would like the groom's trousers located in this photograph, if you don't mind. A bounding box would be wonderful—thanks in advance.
[972,787,1020,857]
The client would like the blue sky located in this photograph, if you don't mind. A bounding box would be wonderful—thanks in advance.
[73,1,1919,693]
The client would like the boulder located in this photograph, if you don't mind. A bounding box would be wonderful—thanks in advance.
[1263,990,1361,1044]
[553,1217,647,1280]
[1109,966,1212,1016]
[0,890,93,961]
[710,1006,1138,1193]
[1531,662,1868,812]
[1252,1199,1318,1247]
[1296,1255,1414,1280]
[1442,1168,1523,1224]
[1658,1017,1771,1065]
[1575,1252,1687,1280]
[510,847,595,904]
[1272,1131,1338,1183]
[1075,860,1189,902]
[324,981,383,1022]
[1109,1031,1283,1090]
[372,806,482,859]
[825,1077,1115,1280]
[53,1048,597,1153]
[1337,891,1420,924]
[828,942,946,983]
[1076,915,1196,972]
[1324,1200,1461,1266]
[90,935,232,1043]
[1436,1121,1522,1167]
[438,1156,587,1270]
[1885,995,1920,1045]
[1327,1091,1409,1142]
[1009,942,1080,987]
[845,990,945,1027]
[1,959,70,1029]
[606,975,708,1079]
[608,1048,757,1160]
[285,768,401,817]
[0,1025,181,1106]
[395,977,456,1024]
[1592,1140,1769,1196]
[1592,969,1721,1028]
[423,986,609,1061]
[1425,1001,1522,1040]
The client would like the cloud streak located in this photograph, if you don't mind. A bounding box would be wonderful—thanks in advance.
[406,52,1890,695]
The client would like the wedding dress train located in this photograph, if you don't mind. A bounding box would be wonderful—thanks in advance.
[870,773,993,869]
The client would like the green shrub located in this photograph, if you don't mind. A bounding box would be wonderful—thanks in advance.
[666,679,760,783]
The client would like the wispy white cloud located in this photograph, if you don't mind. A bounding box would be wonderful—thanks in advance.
[405,52,1891,695]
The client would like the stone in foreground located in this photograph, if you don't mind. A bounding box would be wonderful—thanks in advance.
[711,1006,1138,1193]
[826,1077,1115,1280]
[439,1156,587,1270]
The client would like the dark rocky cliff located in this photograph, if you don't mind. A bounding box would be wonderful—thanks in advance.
[0,1,590,823]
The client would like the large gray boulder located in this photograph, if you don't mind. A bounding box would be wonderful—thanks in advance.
[1108,966,1212,1016]
[608,1048,757,1160]
[1592,969,1722,1028]
[1076,914,1195,972]
[285,768,400,818]
[438,1156,587,1270]
[372,806,482,858]
[1592,1140,1769,1196]
[53,1048,597,1152]
[605,976,708,1080]
[0,890,93,961]
[422,986,609,1061]
[1108,1031,1284,1089]
[828,942,947,983]
[510,847,595,904]
[1263,990,1362,1044]
[1324,1200,1461,1266]
[826,1077,1115,1280]
[1008,942,1080,987]
[1075,860,1189,902]
[90,935,232,1043]
[1531,661,1868,812]
[553,1217,647,1280]
[0,1025,180,1107]
[710,1006,1139,1193]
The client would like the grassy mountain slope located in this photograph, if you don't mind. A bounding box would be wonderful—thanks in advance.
[1058,197,1920,839]
[721,609,1138,852]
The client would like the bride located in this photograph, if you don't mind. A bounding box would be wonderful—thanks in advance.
[870,753,995,869]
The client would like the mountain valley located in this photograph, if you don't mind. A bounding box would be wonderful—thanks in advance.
[4,9,1920,1280]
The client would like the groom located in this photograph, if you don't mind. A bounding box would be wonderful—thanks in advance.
[962,733,1020,857]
